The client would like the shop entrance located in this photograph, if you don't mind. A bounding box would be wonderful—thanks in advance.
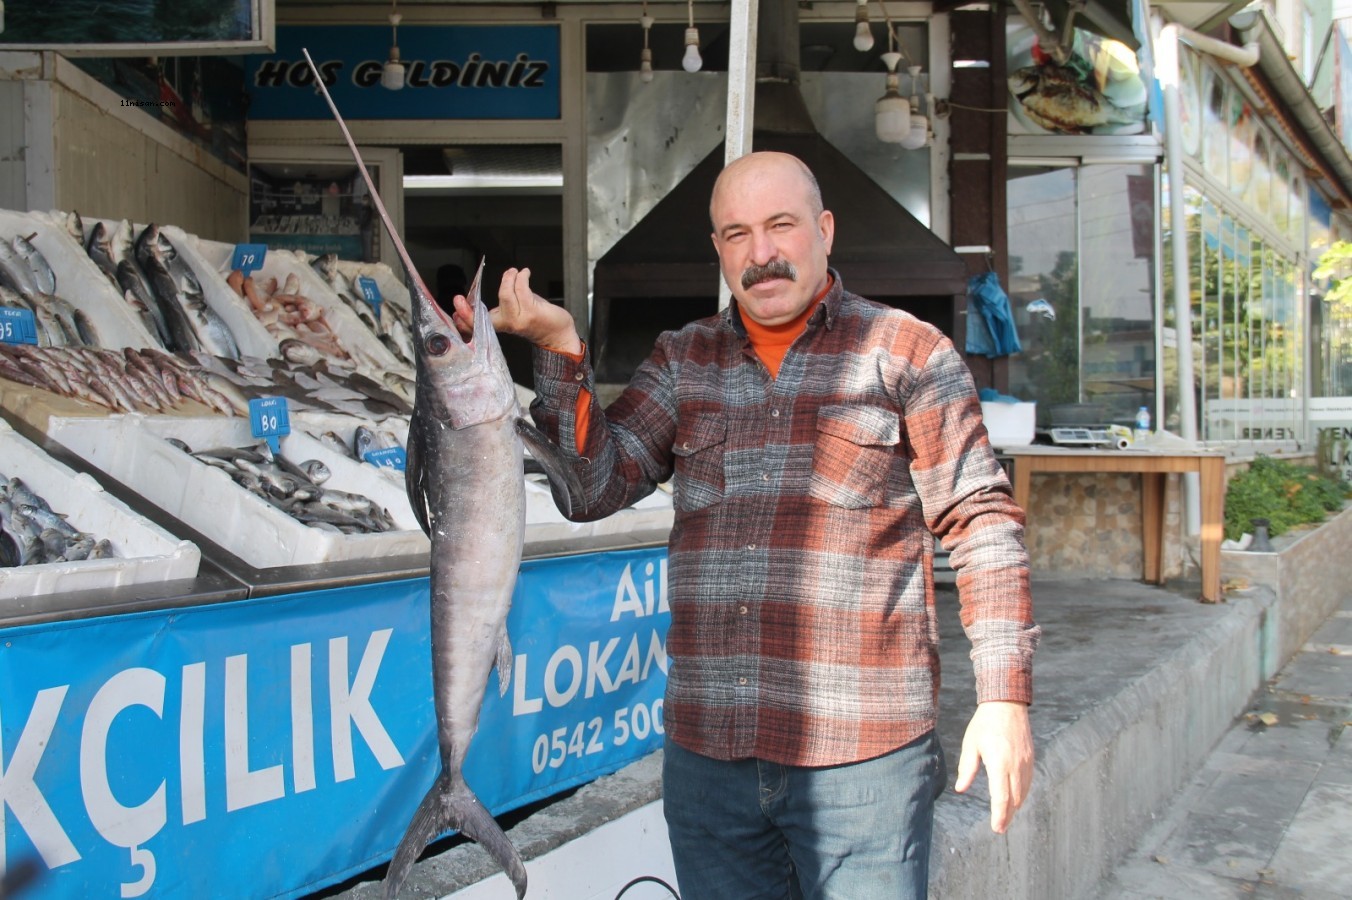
[401,143,563,387]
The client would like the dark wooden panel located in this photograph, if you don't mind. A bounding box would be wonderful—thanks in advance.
[951,8,994,62]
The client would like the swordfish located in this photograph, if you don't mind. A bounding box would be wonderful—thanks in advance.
[299,50,583,899]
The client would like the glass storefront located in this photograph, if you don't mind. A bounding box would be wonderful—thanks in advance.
[1162,47,1320,444]
[1007,163,1156,427]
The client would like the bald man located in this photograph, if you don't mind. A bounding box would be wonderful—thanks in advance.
[462,151,1039,898]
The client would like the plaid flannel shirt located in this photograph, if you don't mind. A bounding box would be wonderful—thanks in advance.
[530,274,1039,766]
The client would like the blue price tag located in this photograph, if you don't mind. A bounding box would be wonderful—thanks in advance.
[356,276,384,317]
[248,396,290,454]
[0,307,39,345]
[363,446,407,472]
[231,243,268,275]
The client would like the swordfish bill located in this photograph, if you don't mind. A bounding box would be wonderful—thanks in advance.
[301,49,584,899]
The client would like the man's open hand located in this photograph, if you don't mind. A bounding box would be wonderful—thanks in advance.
[954,700,1034,833]
[452,266,581,355]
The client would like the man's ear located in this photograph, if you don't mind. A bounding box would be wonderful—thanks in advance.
[818,209,836,255]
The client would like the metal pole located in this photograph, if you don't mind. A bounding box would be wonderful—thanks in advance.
[719,0,758,310]
[1154,19,1258,534]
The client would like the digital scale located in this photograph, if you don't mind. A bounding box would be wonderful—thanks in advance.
[1048,427,1112,445]
[1048,427,1133,449]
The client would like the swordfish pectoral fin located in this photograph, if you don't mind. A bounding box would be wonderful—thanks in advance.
[404,414,432,537]
[496,629,513,698]
[515,417,587,517]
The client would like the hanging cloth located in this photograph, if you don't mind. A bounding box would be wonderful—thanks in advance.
[965,271,1023,358]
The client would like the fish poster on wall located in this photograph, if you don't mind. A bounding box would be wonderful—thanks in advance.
[1006,21,1148,136]
[248,164,376,261]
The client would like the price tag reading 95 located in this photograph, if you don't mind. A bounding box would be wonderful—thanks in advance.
[363,446,407,472]
[356,276,384,318]
[231,243,268,276]
[248,396,290,454]
[0,308,39,345]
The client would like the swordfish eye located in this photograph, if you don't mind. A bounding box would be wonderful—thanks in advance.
[425,332,452,356]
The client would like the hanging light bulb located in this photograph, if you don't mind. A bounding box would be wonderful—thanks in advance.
[381,1,405,91]
[852,0,874,53]
[682,0,702,72]
[899,65,928,149]
[875,51,910,142]
[640,4,655,83]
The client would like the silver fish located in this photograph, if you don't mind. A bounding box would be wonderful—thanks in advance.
[0,239,42,301]
[117,259,172,347]
[303,47,583,899]
[65,210,86,246]
[136,224,241,359]
[86,221,123,287]
[300,459,331,484]
[13,235,57,296]
[316,430,356,459]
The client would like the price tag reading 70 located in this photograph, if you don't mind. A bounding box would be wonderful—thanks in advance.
[248,397,291,454]
[231,243,268,276]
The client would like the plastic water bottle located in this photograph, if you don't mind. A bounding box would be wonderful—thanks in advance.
[1134,406,1151,442]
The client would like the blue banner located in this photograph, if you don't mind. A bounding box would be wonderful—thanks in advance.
[0,546,669,898]
[245,25,560,120]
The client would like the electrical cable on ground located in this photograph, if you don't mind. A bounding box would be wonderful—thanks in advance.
[613,874,681,899]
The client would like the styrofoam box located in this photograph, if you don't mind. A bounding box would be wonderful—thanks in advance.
[78,218,277,360]
[981,401,1037,447]
[0,419,200,599]
[189,239,407,376]
[522,476,674,545]
[1,208,158,349]
[292,408,676,547]
[48,414,430,569]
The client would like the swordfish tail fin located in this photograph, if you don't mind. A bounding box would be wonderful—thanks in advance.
[382,771,527,899]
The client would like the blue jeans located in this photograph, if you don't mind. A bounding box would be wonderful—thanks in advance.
[662,731,947,900]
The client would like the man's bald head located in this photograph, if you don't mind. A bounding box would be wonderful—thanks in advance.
[710,151,824,227]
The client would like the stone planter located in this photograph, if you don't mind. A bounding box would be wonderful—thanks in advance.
[1221,502,1352,679]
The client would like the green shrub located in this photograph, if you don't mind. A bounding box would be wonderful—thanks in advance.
[1224,455,1352,542]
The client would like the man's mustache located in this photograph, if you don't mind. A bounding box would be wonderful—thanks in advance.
[741,259,797,289]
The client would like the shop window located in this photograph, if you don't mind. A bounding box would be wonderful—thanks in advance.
[1007,163,1156,428]
[1168,185,1305,443]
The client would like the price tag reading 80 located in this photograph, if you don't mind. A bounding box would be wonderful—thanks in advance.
[248,396,291,454]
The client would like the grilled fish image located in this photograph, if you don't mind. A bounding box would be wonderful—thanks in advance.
[1008,65,1137,134]
[301,48,583,898]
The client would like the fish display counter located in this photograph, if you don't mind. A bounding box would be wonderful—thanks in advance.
[0,209,158,350]
[0,413,674,900]
[0,418,201,602]
[2,201,678,899]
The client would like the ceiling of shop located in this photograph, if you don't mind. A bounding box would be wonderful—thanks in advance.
[274,0,1244,35]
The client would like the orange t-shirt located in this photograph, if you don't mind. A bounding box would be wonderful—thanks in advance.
[560,277,831,452]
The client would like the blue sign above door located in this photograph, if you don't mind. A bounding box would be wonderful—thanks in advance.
[245,25,560,120]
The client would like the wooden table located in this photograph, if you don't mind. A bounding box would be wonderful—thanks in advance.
[1001,447,1227,603]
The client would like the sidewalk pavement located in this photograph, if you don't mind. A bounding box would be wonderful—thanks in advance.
[1093,593,1352,899]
